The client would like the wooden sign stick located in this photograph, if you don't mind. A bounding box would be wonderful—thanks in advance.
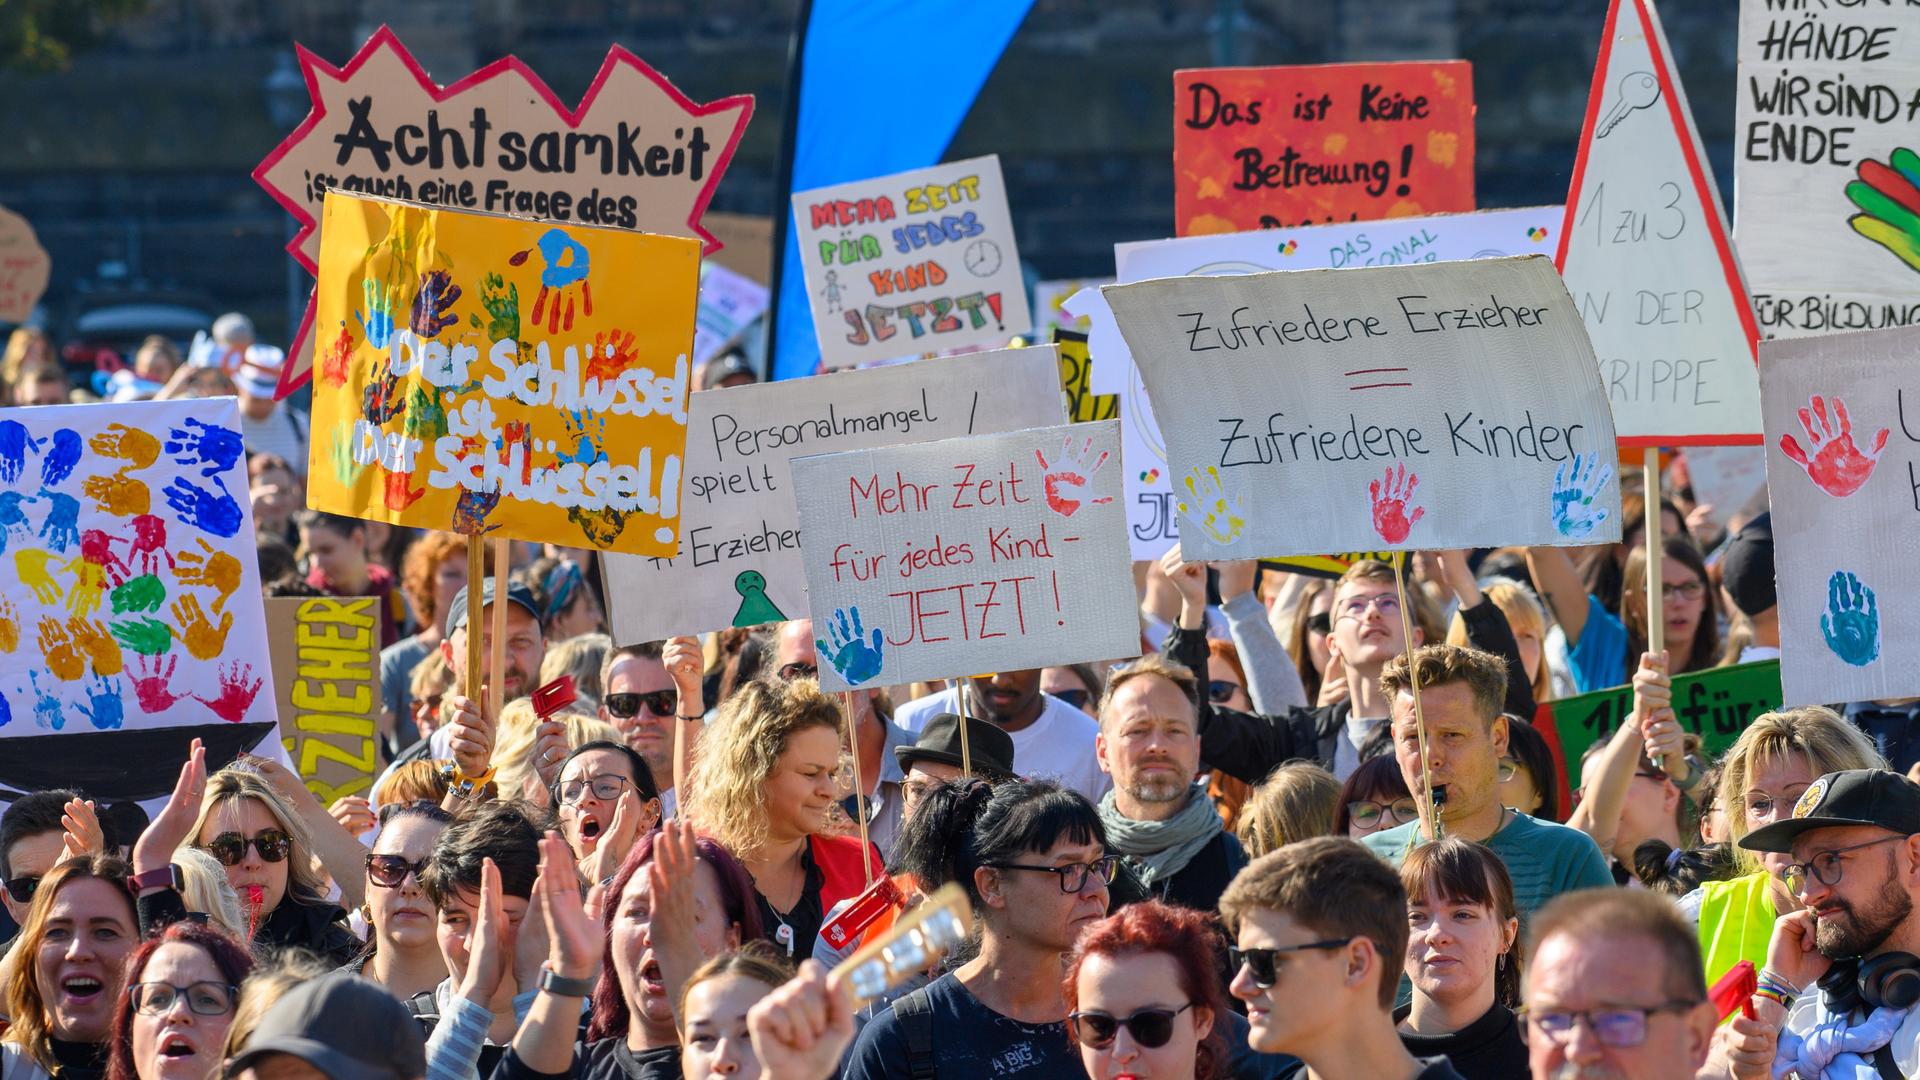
[465,537,485,701]
[841,692,875,888]
[489,538,509,724]
[1643,448,1676,772]
[1393,552,1441,842]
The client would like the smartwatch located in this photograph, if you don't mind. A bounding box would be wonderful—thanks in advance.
[539,967,596,998]
[128,864,184,895]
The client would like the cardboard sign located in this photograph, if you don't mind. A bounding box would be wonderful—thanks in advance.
[693,262,770,369]
[1760,326,1920,705]
[1172,62,1476,236]
[1535,660,1782,800]
[308,191,700,557]
[1559,0,1762,446]
[267,597,380,804]
[253,26,751,395]
[790,420,1138,691]
[0,399,277,800]
[1737,2,1920,339]
[0,201,50,323]
[1682,445,1769,532]
[789,155,1032,369]
[1035,278,1110,335]
[1054,331,1117,423]
[1102,255,1622,560]
[1067,207,1563,557]
[600,347,1068,643]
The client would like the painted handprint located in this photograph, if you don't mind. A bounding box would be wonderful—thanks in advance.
[559,409,609,466]
[326,429,363,487]
[110,616,173,656]
[511,228,593,333]
[78,528,131,585]
[1550,453,1615,539]
[165,418,246,478]
[1822,570,1881,668]
[357,278,398,349]
[569,505,627,548]
[90,423,160,470]
[194,660,264,723]
[111,573,166,615]
[469,271,521,341]
[131,654,181,712]
[1368,463,1426,545]
[39,489,80,551]
[163,476,243,538]
[1779,394,1888,498]
[77,675,124,730]
[586,329,636,384]
[0,598,16,653]
[129,514,172,574]
[173,537,242,613]
[0,491,34,551]
[17,549,64,604]
[452,486,503,536]
[170,594,233,661]
[81,472,148,517]
[1176,466,1247,545]
[40,429,82,487]
[64,559,109,619]
[29,672,64,730]
[67,617,121,676]
[409,268,463,337]
[320,324,354,389]
[382,467,427,512]
[1033,436,1115,517]
[37,617,83,681]
[361,354,406,426]
[816,606,884,687]
[0,419,45,484]
[1845,148,1920,273]
[402,382,449,442]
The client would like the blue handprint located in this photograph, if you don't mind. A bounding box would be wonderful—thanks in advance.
[1550,453,1614,540]
[0,491,34,553]
[0,420,45,484]
[78,675,124,730]
[38,489,80,551]
[0,686,10,728]
[165,418,247,478]
[816,606,885,687]
[39,429,81,487]
[28,672,63,731]
[358,278,397,349]
[1822,570,1881,668]
[162,476,242,538]
[558,410,609,466]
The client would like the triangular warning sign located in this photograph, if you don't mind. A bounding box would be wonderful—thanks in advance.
[1556,0,1761,447]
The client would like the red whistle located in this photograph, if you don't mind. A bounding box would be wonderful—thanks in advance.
[1709,960,1757,1022]
[532,675,577,720]
[821,876,903,949]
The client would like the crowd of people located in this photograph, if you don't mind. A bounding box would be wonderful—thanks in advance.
[3,317,1919,1080]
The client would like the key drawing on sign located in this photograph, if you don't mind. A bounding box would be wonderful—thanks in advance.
[1778,394,1888,499]
[1368,463,1425,545]
[1596,71,1660,138]
[1821,570,1880,669]
[510,228,593,334]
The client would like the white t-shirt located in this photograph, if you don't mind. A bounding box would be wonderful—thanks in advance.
[893,689,1110,803]
[241,402,310,476]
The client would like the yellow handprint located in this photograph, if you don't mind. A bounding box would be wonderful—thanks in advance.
[64,560,108,619]
[36,617,84,681]
[67,617,122,676]
[175,538,243,613]
[17,549,64,604]
[90,423,160,470]
[1177,466,1248,545]
[0,598,18,653]
[170,594,233,661]
[81,472,151,517]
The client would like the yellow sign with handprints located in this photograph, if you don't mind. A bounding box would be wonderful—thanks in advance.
[309,191,700,556]
[1054,330,1116,423]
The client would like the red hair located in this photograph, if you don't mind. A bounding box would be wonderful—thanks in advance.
[1063,900,1228,1080]
[105,920,254,1080]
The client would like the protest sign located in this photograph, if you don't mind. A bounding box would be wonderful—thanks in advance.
[1053,331,1117,423]
[703,212,775,283]
[1035,278,1110,335]
[1759,325,1920,706]
[1067,207,1563,557]
[790,420,1137,692]
[253,26,751,396]
[1534,660,1782,804]
[307,190,700,558]
[1172,62,1476,236]
[789,155,1032,369]
[0,201,50,323]
[693,262,770,369]
[1681,445,1768,532]
[0,398,276,801]
[601,347,1068,643]
[1559,0,1762,446]
[1736,1,1920,339]
[266,596,380,805]
[1259,551,1399,580]
[1102,255,1621,561]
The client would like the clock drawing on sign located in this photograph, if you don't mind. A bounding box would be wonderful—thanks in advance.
[964,239,1002,277]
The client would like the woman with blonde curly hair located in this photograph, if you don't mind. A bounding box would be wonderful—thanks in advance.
[682,677,881,960]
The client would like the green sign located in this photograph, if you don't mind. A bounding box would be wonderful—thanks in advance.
[1536,660,1783,793]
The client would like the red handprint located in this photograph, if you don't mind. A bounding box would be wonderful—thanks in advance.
[383,468,427,512]
[1033,437,1115,517]
[129,514,174,574]
[132,654,182,712]
[78,528,131,585]
[1779,394,1888,498]
[194,660,264,723]
[1369,463,1426,544]
[499,420,535,484]
[587,329,637,384]
[320,323,354,389]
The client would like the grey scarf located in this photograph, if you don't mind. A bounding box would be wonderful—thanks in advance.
[1097,782,1222,888]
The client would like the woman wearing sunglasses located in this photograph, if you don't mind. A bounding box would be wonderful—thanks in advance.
[1063,899,1226,1080]
[103,920,253,1080]
[1395,839,1526,1080]
[844,777,1112,1080]
[1039,664,1103,718]
[1334,755,1418,840]
[0,855,139,1080]
[341,803,453,1002]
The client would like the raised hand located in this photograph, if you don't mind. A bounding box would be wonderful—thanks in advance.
[39,489,81,551]
[469,271,520,341]
[60,796,104,860]
[131,653,182,711]
[1177,465,1246,545]
[163,476,243,538]
[361,353,405,426]
[1368,462,1426,545]
[1778,394,1888,498]
[193,660,262,723]
[164,418,246,478]
[0,419,46,483]
[134,738,205,878]
[663,634,705,712]
[816,606,884,686]
[37,617,84,681]
[357,278,397,349]
[173,537,242,613]
[28,671,64,730]
[748,960,860,1080]
[580,788,646,885]
[40,428,82,487]
[537,831,605,982]
[111,573,166,615]
[512,228,593,334]
[68,617,122,676]
[91,423,160,470]
[1550,452,1614,539]
[78,675,124,731]
[17,548,65,604]
[443,694,496,780]
[1033,436,1114,517]
[1156,543,1209,620]
[1822,570,1881,668]
[329,796,376,835]
[459,858,512,1005]
[1845,148,1920,273]
[82,472,149,517]
[410,268,463,338]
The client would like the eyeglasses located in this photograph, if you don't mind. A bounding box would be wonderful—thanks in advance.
[2,875,39,904]
[1742,790,1805,822]
[1662,581,1706,603]
[985,854,1118,894]
[1305,611,1331,636]
[558,774,631,805]
[1207,680,1242,705]
[132,981,239,1017]
[778,662,819,682]
[1067,1002,1196,1050]
[1230,940,1352,989]
[365,853,431,889]
[1051,688,1091,711]
[1524,1001,1701,1047]
[202,830,290,867]
[1782,834,1910,897]
[1497,758,1520,784]
[1337,594,1399,620]
[604,690,675,719]
[1346,797,1419,830]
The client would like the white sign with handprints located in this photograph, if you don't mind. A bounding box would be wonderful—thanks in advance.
[789,420,1138,692]
[1102,255,1622,560]
[1760,325,1920,705]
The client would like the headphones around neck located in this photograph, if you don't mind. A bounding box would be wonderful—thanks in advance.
[1818,952,1920,1015]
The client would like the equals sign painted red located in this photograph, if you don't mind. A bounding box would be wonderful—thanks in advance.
[1346,367,1412,391]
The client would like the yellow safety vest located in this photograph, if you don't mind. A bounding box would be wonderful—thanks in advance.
[1698,870,1778,991]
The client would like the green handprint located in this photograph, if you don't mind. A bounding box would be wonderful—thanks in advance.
[469,272,521,342]
[404,382,449,442]
[358,279,397,349]
[1176,466,1247,545]
[110,616,173,656]
[328,429,363,487]
[1846,148,1920,272]
[110,572,165,614]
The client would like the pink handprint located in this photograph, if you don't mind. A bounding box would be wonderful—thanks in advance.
[1779,394,1888,498]
[1369,463,1426,544]
[194,661,263,723]
[132,654,182,712]
[1033,437,1115,517]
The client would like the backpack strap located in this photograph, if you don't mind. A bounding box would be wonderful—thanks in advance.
[892,984,938,1080]
[1873,1042,1903,1080]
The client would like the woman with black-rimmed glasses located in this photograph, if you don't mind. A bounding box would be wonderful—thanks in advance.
[1063,899,1227,1080]
[1335,754,1418,840]
[550,740,660,883]
[103,920,253,1080]
[339,802,453,1001]
[843,777,1112,1080]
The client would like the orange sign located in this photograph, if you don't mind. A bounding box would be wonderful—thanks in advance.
[1173,62,1476,236]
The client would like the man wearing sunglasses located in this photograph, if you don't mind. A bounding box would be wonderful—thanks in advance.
[1722,769,1920,1078]
[0,788,87,932]
[599,638,699,817]
[776,619,917,854]
[1220,836,1465,1079]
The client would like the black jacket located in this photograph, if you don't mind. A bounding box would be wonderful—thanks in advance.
[1110,829,1250,914]
[138,886,360,967]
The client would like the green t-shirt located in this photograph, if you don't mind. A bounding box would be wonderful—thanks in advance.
[1362,810,1614,919]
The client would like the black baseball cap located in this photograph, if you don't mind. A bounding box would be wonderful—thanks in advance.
[444,578,540,636]
[226,974,425,1080]
[897,713,1016,780]
[1740,769,1920,853]
[1720,513,1775,617]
